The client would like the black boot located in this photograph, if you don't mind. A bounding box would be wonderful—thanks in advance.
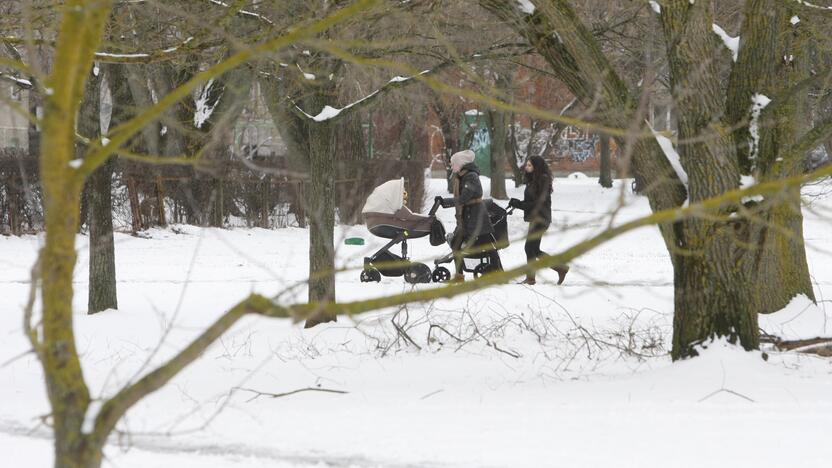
[552,265,569,285]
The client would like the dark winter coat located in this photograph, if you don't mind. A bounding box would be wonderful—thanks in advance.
[517,174,552,225]
[442,162,493,241]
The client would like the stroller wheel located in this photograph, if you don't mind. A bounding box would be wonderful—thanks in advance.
[473,263,496,279]
[360,268,381,283]
[431,266,451,283]
[404,263,432,284]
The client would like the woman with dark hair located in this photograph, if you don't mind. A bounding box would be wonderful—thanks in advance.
[509,156,569,285]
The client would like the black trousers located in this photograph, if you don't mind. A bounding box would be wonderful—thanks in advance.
[524,222,550,262]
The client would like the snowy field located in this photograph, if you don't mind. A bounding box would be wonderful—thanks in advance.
[2,177,832,467]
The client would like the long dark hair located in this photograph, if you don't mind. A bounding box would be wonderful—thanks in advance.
[524,156,553,194]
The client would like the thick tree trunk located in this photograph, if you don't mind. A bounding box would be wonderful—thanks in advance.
[660,1,760,357]
[598,134,612,188]
[747,188,815,313]
[724,0,815,307]
[672,237,760,360]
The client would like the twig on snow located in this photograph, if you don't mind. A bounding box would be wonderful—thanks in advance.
[233,386,348,403]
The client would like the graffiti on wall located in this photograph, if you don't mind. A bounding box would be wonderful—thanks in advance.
[555,126,599,163]
[471,126,490,154]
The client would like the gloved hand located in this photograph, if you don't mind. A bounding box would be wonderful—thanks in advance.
[437,196,453,209]
[508,198,521,209]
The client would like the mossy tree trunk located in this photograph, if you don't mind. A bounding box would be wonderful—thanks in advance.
[724,0,816,313]
[39,2,113,466]
[659,0,759,358]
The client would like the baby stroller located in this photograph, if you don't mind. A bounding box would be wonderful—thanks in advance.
[432,200,511,281]
[360,178,445,284]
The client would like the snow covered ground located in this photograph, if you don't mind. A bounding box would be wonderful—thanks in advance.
[1,177,831,467]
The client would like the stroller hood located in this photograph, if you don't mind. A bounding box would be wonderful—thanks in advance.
[362,178,404,215]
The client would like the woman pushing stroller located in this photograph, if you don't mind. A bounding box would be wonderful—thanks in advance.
[435,150,503,282]
[508,156,569,285]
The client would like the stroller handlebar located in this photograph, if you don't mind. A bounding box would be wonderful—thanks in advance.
[428,197,443,216]
[429,197,515,216]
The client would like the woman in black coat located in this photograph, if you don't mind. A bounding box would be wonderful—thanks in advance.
[437,150,502,281]
[509,156,569,285]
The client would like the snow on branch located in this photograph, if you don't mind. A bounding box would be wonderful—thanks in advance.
[0,72,33,89]
[648,1,661,14]
[712,24,739,62]
[648,122,688,187]
[94,37,197,64]
[294,69,431,122]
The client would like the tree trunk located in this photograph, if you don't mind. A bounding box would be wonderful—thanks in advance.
[598,134,612,188]
[659,1,761,357]
[747,189,815,314]
[39,2,112,465]
[87,156,117,313]
[27,88,41,159]
[76,68,117,314]
[508,114,524,187]
[672,236,760,360]
[258,73,311,227]
[87,62,134,314]
[724,0,815,308]
[305,119,337,326]
[488,109,509,199]
[428,92,459,193]
[335,114,367,225]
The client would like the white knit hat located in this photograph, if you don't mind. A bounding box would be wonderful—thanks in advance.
[450,149,476,172]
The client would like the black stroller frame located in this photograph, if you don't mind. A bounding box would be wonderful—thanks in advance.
[432,200,512,280]
[360,199,443,284]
